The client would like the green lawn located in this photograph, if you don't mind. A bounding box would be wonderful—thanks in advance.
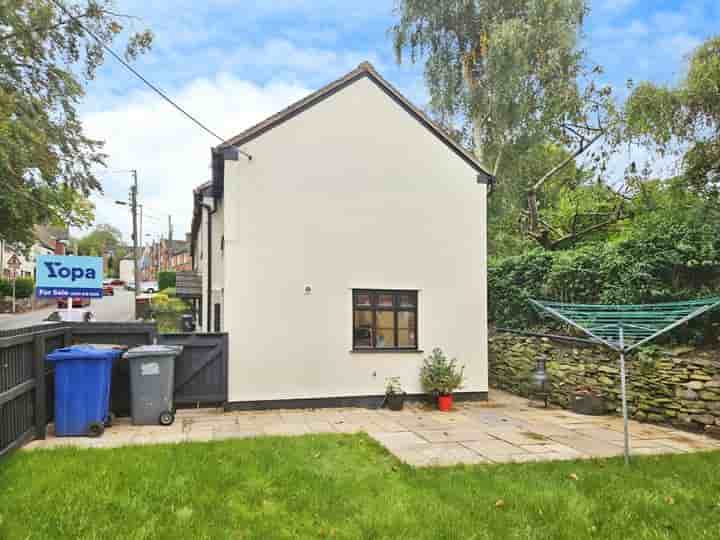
[2,435,720,539]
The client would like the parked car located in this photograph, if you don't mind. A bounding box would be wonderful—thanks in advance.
[110,278,125,286]
[126,282,136,291]
[103,284,114,296]
[57,297,91,308]
[45,309,96,323]
[140,281,159,294]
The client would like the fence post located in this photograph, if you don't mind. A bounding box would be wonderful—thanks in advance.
[63,327,73,347]
[33,334,47,440]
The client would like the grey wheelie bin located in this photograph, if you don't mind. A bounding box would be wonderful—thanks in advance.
[124,345,183,426]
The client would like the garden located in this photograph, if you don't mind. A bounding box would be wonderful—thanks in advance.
[3,434,720,539]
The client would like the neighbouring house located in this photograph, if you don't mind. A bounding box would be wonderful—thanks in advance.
[0,225,66,280]
[140,237,192,280]
[191,62,492,408]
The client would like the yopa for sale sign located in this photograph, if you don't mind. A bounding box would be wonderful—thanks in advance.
[36,255,104,299]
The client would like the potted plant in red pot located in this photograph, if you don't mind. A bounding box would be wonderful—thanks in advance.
[420,348,465,411]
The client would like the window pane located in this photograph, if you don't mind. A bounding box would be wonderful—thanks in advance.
[355,293,371,307]
[397,311,415,330]
[375,311,395,348]
[354,310,373,348]
[398,329,416,348]
[376,311,394,328]
[398,293,416,307]
[376,327,396,348]
[377,294,393,307]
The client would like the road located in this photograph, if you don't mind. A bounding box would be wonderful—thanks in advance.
[0,288,135,330]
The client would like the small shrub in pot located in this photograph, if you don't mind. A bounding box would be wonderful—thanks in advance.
[384,377,406,411]
[420,348,464,411]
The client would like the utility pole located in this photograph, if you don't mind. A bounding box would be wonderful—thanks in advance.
[131,170,139,319]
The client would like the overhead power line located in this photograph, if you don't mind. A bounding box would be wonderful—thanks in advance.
[46,0,251,160]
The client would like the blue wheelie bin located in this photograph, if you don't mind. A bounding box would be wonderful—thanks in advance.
[47,345,123,437]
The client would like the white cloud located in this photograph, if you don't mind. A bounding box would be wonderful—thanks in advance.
[81,74,311,243]
[221,39,384,78]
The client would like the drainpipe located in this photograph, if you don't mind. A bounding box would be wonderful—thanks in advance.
[201,197,217,332]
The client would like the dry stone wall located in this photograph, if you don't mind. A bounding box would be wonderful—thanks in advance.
[489,331,720,438]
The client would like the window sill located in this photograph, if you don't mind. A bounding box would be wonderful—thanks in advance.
[350,349,424,354]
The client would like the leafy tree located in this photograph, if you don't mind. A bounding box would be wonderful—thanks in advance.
[625,36,720,198]
[489,177,720,343]
[77,223,123,255]
[392,0,623,252]
[0,0,152,247]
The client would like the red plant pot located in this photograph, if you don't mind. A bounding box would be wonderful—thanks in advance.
[438,394,453,412]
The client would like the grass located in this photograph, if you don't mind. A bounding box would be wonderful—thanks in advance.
[2,435,720,539]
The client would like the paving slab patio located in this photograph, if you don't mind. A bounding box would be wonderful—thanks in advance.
[24,390,720,466]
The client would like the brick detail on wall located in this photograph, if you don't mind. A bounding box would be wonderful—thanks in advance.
[489,331,720,438]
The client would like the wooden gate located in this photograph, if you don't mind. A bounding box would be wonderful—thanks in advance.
[159,333,228,405]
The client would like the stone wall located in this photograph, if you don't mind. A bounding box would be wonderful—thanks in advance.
[489,331,720,437]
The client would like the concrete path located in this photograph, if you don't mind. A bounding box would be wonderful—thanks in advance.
[25,390,720,467]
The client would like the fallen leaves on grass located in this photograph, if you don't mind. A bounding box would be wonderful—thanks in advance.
[664,496,675,505]
[495,499,505,508]
[568,473,579,481]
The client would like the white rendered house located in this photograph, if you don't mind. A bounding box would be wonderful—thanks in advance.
[191,62,492,408]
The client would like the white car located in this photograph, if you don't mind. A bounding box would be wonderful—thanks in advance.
[140,281,159,294]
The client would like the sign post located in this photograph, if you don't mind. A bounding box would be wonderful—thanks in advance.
[35,255,103,319]
[6,254,21,314]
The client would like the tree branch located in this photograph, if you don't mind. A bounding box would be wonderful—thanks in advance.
[532,132,604,192]
[550,215,626,249]
[0,8,137,43]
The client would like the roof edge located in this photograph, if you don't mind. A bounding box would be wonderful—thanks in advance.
[219,62,492,177]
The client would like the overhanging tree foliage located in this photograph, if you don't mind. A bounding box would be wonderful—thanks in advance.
[392,0,624,252]
[625,36,720,198]
[0,0,152,247]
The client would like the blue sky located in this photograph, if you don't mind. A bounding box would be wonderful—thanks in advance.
[82,0,719,242]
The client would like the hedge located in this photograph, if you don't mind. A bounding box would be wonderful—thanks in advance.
[0,278,34,298]
[489,214,720,343]
[158,271,176,292]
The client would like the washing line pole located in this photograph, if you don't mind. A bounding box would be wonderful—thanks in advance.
[618,325,630,466]
[530,296,720,468]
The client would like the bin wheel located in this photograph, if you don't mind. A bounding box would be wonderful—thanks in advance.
[159,411,175,426]
[104,412,116,427]
[87,422,105,438]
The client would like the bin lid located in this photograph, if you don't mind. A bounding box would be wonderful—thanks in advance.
[123,344,183,359]
[76,343,129,351]
[47,345,123,362]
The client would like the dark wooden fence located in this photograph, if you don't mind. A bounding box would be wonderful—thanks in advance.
[0,324,70,458]
[0,323,228,458]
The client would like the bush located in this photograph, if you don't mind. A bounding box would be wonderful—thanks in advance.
[158,271,176,292]
[152,296,188,314]
[488,249,553,328]
[160,287,176,297]
[151,293,170,306]
[419,348,465,396]
[488,212,720,344]
[0,278,35,298]
[14,278,34,298]
[0,278,34,298]
[0,279,11,297]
